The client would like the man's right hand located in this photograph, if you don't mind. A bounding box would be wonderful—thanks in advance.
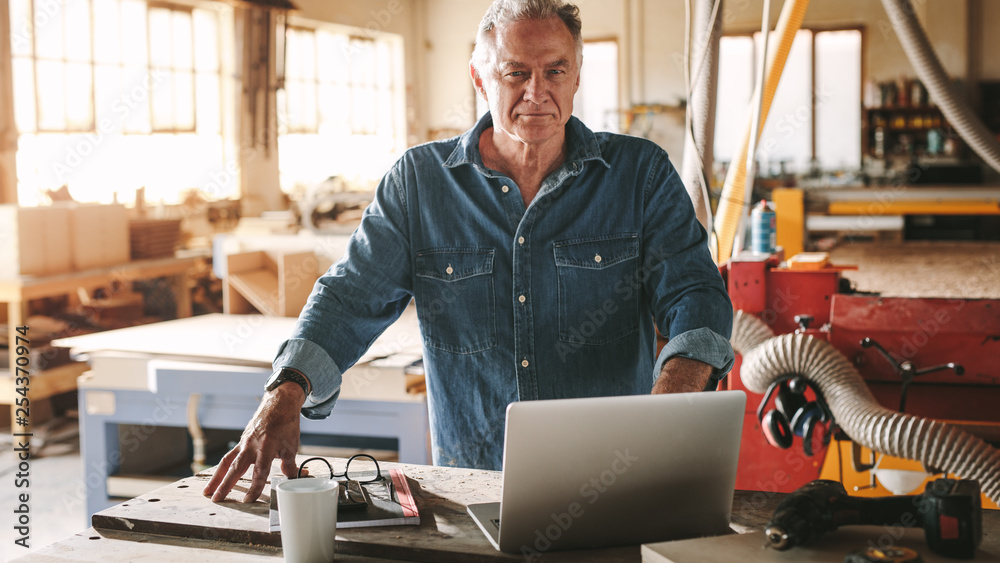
[202,383,306,503]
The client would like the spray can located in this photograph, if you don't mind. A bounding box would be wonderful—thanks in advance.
[751,200,776,254]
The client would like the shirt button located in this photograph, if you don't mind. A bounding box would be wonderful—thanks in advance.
[446,265,454,275]
[595,254,602,263]
[518,236,525,245]
[502,185,509,193]
[518,295,526,303]
[521,359,529,368]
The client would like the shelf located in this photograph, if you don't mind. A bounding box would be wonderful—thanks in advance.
[865,106,939,113]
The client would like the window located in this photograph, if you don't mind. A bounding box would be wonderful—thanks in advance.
[277,24,405,193]
[714,29,861,175]
[9,0,229,205]
[474,39,621,133]
[574,40,620,133]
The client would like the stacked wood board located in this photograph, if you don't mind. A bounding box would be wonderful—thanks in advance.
[223,250,318,317]
[0,203,130,277]
[69,203,131,270]
[0,204,73,277]
[129,218,182,260]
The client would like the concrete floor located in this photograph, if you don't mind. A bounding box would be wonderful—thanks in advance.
[0,418,88,562]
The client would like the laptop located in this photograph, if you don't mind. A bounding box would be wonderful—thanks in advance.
[467,391,746,554]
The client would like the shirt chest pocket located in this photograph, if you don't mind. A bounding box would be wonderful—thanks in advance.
[553,234,640,345]
[415,248,497,354]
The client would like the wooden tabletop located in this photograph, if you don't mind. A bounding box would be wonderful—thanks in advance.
[14,528,399,562]
[92,459,637,562]
[43,457,1000,562]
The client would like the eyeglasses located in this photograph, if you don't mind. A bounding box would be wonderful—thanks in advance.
[295,454,394,510]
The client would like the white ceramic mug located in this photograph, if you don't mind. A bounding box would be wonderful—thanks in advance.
[276,478,340,562]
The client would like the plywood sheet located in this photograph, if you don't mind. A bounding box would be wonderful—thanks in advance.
[70,204,130,270]
[829,241,1000,299]
[229,270,282,316]
[0,204,73,277]
[642,527,1000,563]
[53,307,421,367]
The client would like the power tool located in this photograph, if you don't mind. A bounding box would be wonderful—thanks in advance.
[764,478,982,559]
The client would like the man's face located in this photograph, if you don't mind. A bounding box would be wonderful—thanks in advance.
[474,17,581,147]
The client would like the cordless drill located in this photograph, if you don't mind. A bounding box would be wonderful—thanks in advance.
[764,478,982,559]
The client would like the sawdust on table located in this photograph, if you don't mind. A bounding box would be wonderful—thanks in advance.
[828,241,1000,299]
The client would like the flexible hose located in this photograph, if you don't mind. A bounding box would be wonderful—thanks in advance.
[713,0,810,264]
[730,309,776,355]
[681,0,721,235]
[880,0,1000,174]
[738,332,1000,504]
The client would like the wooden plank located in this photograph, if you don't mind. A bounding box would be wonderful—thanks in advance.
[53,313,297,364]
[225,250,317,317]
[18,527,404,562]
[0,361,88,404]
[642,525,1000,562]
[0,205,73,277]
[44,204,73,273]
[828,200,1000,215]
[772,188,803,258]
[229,270,282,316]
[226,250,267,275]
[277,251,316,317]
[223,278,257,315]
[53,308,421,367]
[71,204,131,270]
[0,256,201,301]
[92,458,642,562]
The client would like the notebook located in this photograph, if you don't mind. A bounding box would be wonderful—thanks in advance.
[467,391,746,555]
[269,468,419,530]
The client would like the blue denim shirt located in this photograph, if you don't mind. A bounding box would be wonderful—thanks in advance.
[274,114,734,470]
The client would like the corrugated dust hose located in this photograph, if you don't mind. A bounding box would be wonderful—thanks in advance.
[731,311,1000,504]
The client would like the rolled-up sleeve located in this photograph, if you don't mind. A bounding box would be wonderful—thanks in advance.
[641,151,734,382]
[271,161,415,418]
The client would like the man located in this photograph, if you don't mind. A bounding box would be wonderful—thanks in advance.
[205,0,733,504]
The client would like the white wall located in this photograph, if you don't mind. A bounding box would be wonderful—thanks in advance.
[975,0,1000,80]
[419,0,990,136]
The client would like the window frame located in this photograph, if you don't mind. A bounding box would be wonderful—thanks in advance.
[716,25,865,172]
[280,23,401,138]
[11,0,220,135]
[145,0,197,133]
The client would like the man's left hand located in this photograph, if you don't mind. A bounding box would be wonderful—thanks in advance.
[651,356,713,394]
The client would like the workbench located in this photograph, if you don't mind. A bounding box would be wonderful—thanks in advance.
[1,255,202,433]
[53,308,428,520]
[17,457,1000,562]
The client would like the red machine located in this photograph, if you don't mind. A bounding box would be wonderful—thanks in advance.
[722,251,1000,499]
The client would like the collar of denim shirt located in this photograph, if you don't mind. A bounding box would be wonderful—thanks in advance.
[443,112,611,176]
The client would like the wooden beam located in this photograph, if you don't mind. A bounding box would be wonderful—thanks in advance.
[0,0,19,204]
[828,200,1000,215]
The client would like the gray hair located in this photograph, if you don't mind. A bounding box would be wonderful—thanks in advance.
[471,0,583,78]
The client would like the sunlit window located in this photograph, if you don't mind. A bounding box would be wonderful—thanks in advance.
[9,0,229,205]
[715,29,862,175]
[574,40,620,133]
[277,24,406,194]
